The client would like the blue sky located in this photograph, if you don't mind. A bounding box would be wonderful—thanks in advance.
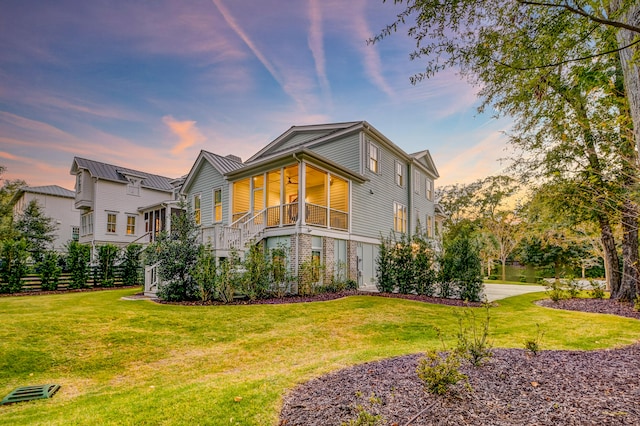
[0,0,512,190]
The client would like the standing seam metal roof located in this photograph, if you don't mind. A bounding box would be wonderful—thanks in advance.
[73,157,175,191]
[21,185,75,198]
[201,151,244,174]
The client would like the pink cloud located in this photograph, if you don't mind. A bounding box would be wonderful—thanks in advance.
[163,116,206,155]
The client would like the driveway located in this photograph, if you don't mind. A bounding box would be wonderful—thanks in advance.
[483,283,547,302]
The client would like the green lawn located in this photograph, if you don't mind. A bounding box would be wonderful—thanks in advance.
[0,288,638,425]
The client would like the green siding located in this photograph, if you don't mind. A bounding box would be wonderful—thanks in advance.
[276,131,331,153]
[185,161,229,226]
[310,133,361,172]
[352,139,412,239]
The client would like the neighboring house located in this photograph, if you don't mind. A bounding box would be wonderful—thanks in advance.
[11,185,80,251]
[177,121,439,292]
[69,157,179,255]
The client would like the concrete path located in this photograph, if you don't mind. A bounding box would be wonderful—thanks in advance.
[483,283,547,302]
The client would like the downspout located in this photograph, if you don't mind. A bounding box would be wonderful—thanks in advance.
[293,153,302,279]
[408,161,413,237]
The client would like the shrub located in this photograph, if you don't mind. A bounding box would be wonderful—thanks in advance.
[524,323,545,356]
[96,244,119,287]
[192,245,218,302]
[121,244,143,286]
[39,250,62,291]
[416,349,468,395]
[565,276,581,298]
[545,280,567,302]
[375,234,394,293]
[243,244,271,300]
[588,280,606,299]
[393,233,415,294]
[487,274,498,280]
[66,240,91,290]
[269,245,293,298]
[146,205,200,302]
[298,258,324,296]
[440,225,483,302]
[456,303,492,366]
[341,406,385,426]
[217,249,242,303]
[0,238,29,293]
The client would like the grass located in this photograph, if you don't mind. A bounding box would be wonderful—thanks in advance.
[1,288,639,425]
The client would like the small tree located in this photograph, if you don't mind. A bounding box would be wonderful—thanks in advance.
[413,229,437,296]
[146,206,200,302]
[14,200,57,262]
[120,244,143,286]
[96,244,119,287]
[39,250,62,291]
[192,245,218,302]
[375,234,394,293]
[66,241,91,289]
[440,222,483,302]
[0,238,29,293]
[243,244,271,300]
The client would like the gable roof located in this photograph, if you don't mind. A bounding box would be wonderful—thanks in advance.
[21,185,75,198]
[182,150,245,193]
[410,150,440,179]
[246,121,362,164]
[70,157,175,192]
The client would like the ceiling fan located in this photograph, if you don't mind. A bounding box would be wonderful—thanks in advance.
[286,177,298,185]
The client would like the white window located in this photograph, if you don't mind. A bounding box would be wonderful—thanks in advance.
[427,215,433,238]
[393,202,407,233]
[76,172,82,194]
[367,140,380,174]
[426,180,433,201]
[107,213,117,234]
[414,170,421,194]
[213,188,222,222]
[81,212,93,236]
[126,215,136,235]
[127,178,140,196]
[194,194,201,225]
[72,226,80,241]
[395,161,405,187]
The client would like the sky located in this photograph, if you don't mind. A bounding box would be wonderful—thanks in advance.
[0,0,513,191]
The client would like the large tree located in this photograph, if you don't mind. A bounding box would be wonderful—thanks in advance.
[374,0,639,299]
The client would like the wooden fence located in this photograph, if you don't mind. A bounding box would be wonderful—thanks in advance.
[16,266,143,293]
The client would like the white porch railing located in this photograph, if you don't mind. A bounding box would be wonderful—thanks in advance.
[144,262,161,296]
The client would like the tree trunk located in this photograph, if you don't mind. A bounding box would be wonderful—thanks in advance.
[598,214,621,293]
[613,1,640,155]
[501,258,506,281]
[616,198,640,301]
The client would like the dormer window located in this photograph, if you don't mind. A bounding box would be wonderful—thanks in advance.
[127,178,141,196]
[76,172,82,194]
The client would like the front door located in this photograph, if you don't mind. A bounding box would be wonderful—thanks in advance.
[357,243,378,289]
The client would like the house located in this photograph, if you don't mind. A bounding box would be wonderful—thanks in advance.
[69,157,181,255]
[11,185,80,252]
[174,121,439,293]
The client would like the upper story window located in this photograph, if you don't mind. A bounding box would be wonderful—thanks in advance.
[81,212,93,236]
[107,212,117,234]
[76,172,82,194]
[127,178,141,196]
[393,202,407,233]
[426,179,433,201]
[193,194,201,225]
[414,170,421,194]
[427,215,434,238]
[213,188,222,222]
[395,161,405,187]
[367,140,380,174]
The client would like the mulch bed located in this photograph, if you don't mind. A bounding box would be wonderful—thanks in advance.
[279,297,640,425]
[157,291,484,307]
